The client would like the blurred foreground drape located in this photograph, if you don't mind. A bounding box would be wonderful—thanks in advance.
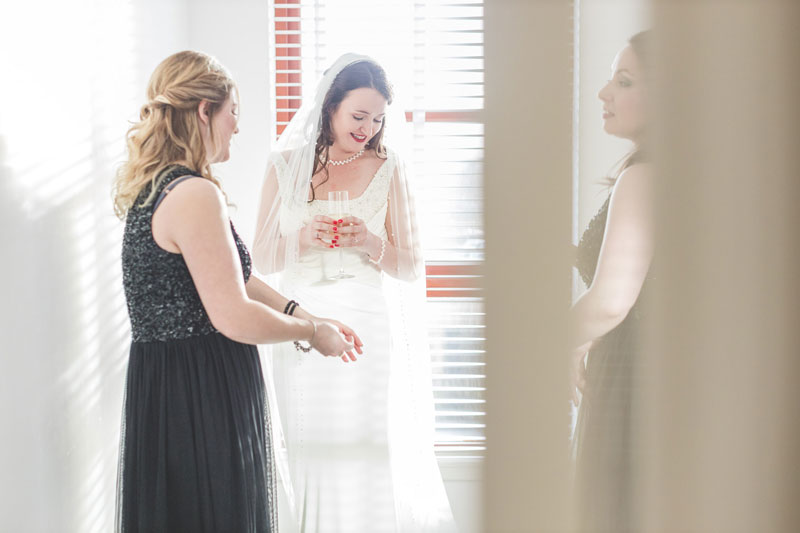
[484,1,573,531]
[643,2,800,531]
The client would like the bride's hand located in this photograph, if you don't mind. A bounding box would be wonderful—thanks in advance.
[335,216,372,250]
[300,215,338,250]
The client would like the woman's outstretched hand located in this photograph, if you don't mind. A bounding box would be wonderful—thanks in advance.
[326,319,364,362]
[310,321,355,360]
[310,319,364,362]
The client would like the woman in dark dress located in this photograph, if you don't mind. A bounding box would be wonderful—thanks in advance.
[112,50,362,533]
[571,31,653,533]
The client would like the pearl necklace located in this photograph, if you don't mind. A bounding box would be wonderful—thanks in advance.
[327,148,365,166]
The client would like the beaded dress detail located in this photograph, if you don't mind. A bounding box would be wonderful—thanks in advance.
[116,166,276,533]
[122,167,252,341]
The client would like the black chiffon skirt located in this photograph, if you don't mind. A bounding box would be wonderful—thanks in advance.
[573,316,641,533]
[116,332,276,533]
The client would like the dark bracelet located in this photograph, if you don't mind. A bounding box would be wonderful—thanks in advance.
[283,299,299,316]
[293,340,312,353]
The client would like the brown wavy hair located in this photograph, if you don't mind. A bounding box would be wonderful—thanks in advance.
[112,50,236,218]
[310,60,393,202]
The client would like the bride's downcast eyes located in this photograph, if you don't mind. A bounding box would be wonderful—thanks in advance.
[352,115,384,123]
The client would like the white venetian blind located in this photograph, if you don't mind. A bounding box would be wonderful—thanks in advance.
[269,0,486,459]
[413,0,485,460]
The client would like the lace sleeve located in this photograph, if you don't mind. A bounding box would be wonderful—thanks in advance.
[252,152,302,275]
[385,150,424,282]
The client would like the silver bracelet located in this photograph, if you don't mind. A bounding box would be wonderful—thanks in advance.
[293,320,316,353]
[368,238,386,266]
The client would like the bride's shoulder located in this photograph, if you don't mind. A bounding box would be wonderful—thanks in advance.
[376,145,402,171]
[382,146,412,181]
[380,145,398,161]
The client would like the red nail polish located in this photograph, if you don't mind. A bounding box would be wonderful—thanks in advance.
[333,227,338,232]
[334,244,340,247]
[329,245,335,248]
[338,219,343,224]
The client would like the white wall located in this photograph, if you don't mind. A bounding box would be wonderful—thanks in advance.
[186,0,273,245]
[440,459,482,533]
[0,1,191,530]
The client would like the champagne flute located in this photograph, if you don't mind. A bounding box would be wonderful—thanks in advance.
[328,190,355,279]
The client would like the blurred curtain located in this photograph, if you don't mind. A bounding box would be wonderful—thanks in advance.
[484,1,574,531]
[642,2,800,531]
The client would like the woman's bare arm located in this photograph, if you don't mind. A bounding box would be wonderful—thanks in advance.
[152,178,316,346]
[571,163,654,348]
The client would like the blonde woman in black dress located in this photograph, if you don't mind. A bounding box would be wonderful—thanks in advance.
[571,31,654,533]
[112,50,362,532]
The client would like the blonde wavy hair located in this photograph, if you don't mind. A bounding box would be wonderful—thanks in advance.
[113,50,237,218]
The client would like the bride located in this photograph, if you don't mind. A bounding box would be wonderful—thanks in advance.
[253,54,457,532]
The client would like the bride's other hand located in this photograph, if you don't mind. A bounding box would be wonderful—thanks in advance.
[300,215,337,250]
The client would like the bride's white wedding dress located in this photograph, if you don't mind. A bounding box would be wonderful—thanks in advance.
[266,149,456,533]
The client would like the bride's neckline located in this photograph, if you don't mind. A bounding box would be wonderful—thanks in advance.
[312,155,391,202]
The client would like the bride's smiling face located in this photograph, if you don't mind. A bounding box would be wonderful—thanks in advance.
[329,87,387,154]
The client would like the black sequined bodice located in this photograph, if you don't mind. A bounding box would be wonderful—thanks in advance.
[575,195,611,287]
[122,166,252,342]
